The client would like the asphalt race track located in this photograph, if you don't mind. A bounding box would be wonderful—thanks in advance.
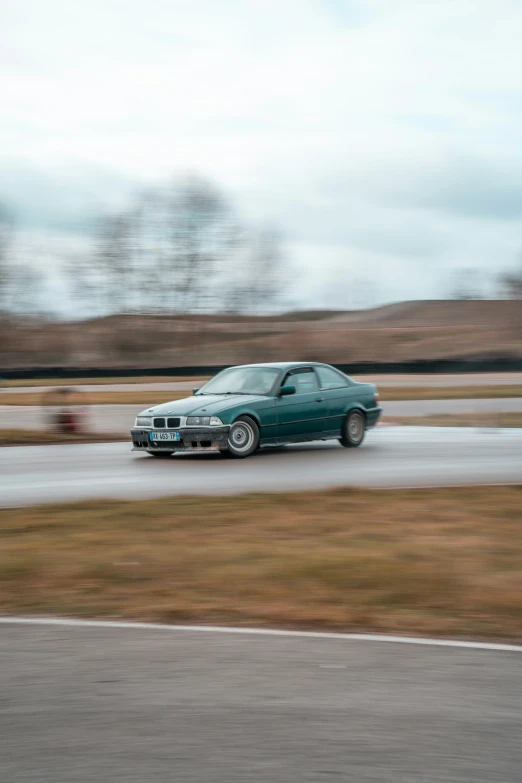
[1,426,522,507]
[2,404,522,783]
[1,621,522,782]
[2,398,522,435]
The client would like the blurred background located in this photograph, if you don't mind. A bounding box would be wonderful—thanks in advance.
[1,0,522,375]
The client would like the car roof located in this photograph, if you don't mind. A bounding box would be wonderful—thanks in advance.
[231,362,325,371]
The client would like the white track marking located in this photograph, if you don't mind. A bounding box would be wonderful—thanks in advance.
[1,617,521,653]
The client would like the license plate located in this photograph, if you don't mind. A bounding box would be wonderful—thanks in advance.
[150,431,181,441]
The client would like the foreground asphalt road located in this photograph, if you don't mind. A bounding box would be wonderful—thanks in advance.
[1,621,521,782]
[1,426,522,507]
[2,398,522,435]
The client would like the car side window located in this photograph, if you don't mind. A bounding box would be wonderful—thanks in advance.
[316,366,349,390]
[283,368,319,394]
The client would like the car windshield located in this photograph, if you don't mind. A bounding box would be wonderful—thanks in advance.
[197,367,280,396]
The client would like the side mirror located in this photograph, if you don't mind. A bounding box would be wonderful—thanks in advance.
[279,384,296,396]
[192,387,200,395]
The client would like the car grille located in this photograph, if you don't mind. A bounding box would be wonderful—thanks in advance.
[152,417,181,429]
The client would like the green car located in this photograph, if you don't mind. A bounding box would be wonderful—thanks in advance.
[131,362,382,459]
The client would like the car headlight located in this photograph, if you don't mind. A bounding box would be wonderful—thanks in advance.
[135,416,152,427]
[186,416,223,426]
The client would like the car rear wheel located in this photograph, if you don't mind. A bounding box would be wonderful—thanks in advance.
[223,416,260,458]
[146,451,174,458]
[339,410,365,448]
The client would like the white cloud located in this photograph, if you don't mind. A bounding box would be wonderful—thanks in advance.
[1,0,522,307]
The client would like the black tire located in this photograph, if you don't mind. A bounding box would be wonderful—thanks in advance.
[223,416,260,458]
[339,410,366,448]
[146,451,174,458]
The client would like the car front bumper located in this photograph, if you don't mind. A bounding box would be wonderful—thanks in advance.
[130,426,230,452]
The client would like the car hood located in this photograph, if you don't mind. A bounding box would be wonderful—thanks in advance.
[139,394,268,418]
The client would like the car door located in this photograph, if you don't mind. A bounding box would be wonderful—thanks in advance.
[276,367,326,442]
[315,364,352,436]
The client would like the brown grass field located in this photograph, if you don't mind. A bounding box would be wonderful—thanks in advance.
[1,384,522,406]
[3,300,522,369]
[0,390,189,406]
[392,413,522,428]
[2,486,522,640]
[380,385,522,400]
[0,429,124,446]
[2,376,209,388]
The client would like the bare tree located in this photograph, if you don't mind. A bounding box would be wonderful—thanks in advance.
[68,206,148,315]
[0,201,14,314]
[498,259,522,340]
[68,174,287,318]
[448,268,484,300]
[97,209,140,312]
[8,263,46,316]
[162,176,238,312]
[226,226,285,315]
[66,246,103,317]
[498,260,522,299]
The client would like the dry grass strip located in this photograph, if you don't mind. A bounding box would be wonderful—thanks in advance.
[2,376,209,388]
[391,414,522,428]
[2,385,522,406]
[380,385,522,401]
[0,391,188,406]
[0,430,124,447]
[1,486,522,640]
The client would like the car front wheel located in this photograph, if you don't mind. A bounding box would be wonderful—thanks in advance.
[224,416,260,458]
[339,410,365,448]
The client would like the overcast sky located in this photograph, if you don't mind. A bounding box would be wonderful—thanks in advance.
[2,0,522,309]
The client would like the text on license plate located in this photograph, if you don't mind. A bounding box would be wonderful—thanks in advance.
[150,431,181,441]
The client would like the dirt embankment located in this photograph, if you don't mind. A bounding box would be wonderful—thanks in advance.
[2,300,521,370]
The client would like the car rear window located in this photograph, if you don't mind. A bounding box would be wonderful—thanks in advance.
[316,366,349,390]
